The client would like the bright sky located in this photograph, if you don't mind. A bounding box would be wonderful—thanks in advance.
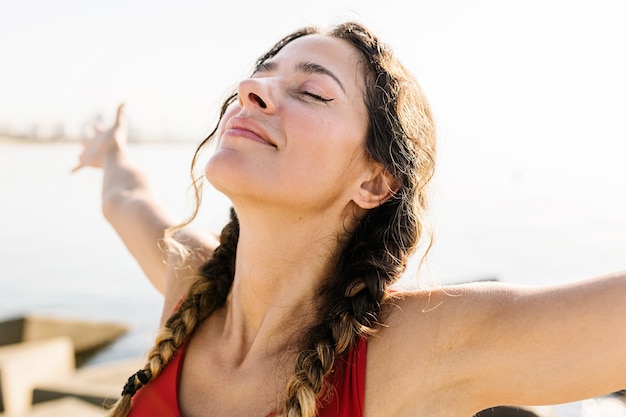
[1,0,625,190]
[1,0,471,138]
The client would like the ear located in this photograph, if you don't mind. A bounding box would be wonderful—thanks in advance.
[353,165,400,209]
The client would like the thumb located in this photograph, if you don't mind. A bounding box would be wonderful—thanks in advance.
[115,102,127,127]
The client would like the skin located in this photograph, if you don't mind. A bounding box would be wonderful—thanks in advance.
[73,34,626,417]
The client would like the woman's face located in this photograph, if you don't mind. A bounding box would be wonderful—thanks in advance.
[206,34,373,216]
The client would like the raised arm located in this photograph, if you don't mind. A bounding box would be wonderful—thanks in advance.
[367,272,626,416]
[72,104,218,302]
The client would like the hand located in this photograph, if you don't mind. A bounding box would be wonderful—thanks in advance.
[71,103,128,173]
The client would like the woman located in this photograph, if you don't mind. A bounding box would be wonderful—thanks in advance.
[73,22,626,417]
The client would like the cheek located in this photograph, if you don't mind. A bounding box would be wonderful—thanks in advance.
[291,111,366,162]
[282,122,367,187]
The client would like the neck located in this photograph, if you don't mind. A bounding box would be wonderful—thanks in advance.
[219,202,356,361]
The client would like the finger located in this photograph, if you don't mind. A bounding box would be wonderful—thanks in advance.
[70,163,84,174]
[115,102,127,127]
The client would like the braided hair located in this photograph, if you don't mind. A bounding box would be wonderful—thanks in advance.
[108,21,435,417]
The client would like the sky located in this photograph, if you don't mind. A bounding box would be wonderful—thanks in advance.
[0,0,473,139]
[1,0,623,137]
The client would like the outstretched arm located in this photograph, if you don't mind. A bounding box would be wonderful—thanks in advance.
[72,104,218,299]
[367,272,626,416]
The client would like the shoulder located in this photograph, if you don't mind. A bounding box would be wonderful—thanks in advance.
[160,228,220,326]
[364,282,524,415]
[375,281,531,352]
[382,280,527,325]
[380,281,513,329]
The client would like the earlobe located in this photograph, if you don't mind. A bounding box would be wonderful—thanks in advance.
[354,167,400,209]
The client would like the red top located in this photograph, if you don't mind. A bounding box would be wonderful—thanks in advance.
[129,337,367,417]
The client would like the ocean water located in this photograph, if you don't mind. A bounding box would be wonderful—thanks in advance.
[1,139,625,365]
[0,140,226,364]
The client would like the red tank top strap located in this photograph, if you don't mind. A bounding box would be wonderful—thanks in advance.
[128,297,188,417]
[317,336,368,417]
[128,339,187,417]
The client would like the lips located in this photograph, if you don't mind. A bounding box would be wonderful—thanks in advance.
[223,116,277,148]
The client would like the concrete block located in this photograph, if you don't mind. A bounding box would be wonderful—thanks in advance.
[0,315,128,367]
[0,397,104,417]
[33,358,145,408]
[0,338,74,415]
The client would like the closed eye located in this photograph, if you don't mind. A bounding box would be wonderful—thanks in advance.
[301,91,334,102]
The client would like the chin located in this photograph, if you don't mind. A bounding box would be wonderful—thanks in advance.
[204,151,237,194]
[204,149,265,203]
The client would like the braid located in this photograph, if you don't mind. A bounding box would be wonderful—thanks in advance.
[279,201,412,417]
[276,22,433,417]
[107,209,239,417]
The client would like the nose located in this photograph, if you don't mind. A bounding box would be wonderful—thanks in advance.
[237,78,276,113]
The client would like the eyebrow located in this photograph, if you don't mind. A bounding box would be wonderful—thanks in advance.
[255,60,346,93]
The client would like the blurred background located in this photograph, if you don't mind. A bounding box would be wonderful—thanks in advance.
[1,0,625,363]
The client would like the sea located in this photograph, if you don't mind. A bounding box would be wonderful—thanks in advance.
[1,138,625,366]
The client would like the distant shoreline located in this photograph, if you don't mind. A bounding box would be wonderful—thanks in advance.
[0,135,197,145]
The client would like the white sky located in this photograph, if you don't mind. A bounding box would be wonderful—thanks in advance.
[1,0,474,138]
[1,1,623,131]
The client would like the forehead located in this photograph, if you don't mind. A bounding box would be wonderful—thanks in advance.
[269,34,366,92]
